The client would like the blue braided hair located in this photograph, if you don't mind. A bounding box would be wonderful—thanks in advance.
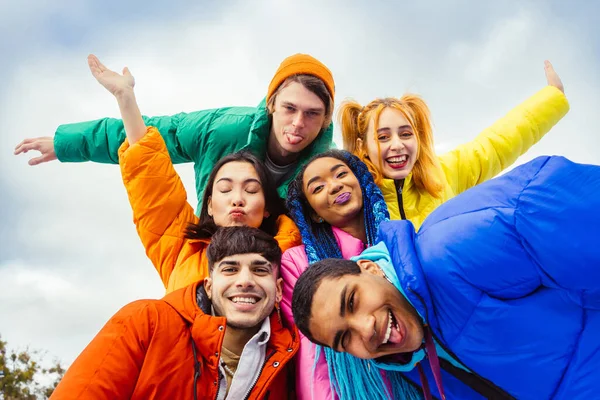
[287,150,421,399]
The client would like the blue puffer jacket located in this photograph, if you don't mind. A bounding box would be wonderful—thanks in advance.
[376,156,600,399]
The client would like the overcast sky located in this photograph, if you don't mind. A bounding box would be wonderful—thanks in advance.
[1,0,598,369]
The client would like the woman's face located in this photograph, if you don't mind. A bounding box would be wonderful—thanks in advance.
[364,107,419,180]
[208,161,268,228]
[302,157,363,228]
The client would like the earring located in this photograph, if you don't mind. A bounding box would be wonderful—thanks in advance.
[317,217,324,223]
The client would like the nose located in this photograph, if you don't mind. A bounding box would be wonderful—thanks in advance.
[292,111,305,128]
[235,267,256,288]
[351,314,377,347]
[328,180,343,195]
[231,188,245,207]
[389,134,404,152]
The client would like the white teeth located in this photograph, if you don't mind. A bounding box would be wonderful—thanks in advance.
[383,310,393,344]
[231,297,257,304]
[387,155,408,163]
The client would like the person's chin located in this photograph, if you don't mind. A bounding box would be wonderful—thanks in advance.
[227,218,247,227]
[385,168,410,181]
[225,314,262,329]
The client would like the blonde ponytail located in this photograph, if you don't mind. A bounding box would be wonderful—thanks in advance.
[338,100,363,154]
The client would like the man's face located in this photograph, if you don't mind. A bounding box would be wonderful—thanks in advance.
[269,81,326,160]
[205,253,282,329]
[308,260,423,359]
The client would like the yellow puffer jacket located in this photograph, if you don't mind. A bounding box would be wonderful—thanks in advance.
[119,127,302,293]
[381,86,570,230]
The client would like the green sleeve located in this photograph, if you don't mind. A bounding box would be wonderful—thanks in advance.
[54,110,218,165]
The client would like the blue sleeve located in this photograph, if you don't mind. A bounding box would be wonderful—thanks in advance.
[416,156,600,297]
[515,156,600,292]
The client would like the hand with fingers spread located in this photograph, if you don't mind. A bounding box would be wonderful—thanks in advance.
[88,54,146,144]
[14,136,57,166]
[544,60,564,94]
[88,54,135,98]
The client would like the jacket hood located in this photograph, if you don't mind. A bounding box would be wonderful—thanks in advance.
[162,281,299,356]
[351,240,427,372]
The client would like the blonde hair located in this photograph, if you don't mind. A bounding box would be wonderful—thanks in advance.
[339,95,443,198]
[267,74,334,130]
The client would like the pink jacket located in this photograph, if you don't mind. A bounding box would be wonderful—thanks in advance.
[280,227,365,400]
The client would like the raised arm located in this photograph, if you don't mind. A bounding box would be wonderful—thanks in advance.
[439,61,570,195]
[14,55,196,165]
[119,127,198,288]
[86,55,197,287]
[87,54,146,145]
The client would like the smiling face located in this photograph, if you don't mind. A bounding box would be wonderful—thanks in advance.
[364,107,419,180]
[308,260,423,359]
[302,157,364,228]
[205,253,282,330]
[268,81,327,161]
[207,161,268,228]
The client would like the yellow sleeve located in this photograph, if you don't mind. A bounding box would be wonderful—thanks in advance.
[119,127,197,288]
[438,86,569,195]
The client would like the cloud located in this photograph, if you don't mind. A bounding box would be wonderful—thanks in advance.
[0,0,598,368]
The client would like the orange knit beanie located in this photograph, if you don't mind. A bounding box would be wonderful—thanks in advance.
[267,54,335,101]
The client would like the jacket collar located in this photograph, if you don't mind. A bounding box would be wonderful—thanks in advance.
[331,226,366,258]
[163,281,299,362]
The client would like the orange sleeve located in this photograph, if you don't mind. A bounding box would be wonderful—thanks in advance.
[274,215,302,254]
[119,127,198,288]
[51,301,157,399]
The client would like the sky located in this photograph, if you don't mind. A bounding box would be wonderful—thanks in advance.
[0,0,599,371]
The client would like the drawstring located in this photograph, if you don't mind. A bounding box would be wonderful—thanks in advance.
[418,326,446,400]
[417,363,432,400]
[191,337,200,400]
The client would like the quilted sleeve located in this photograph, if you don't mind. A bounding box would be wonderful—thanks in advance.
[438,86,569,195]
[119,127,197,288]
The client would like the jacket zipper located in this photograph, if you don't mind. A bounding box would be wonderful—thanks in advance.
[408,288,514,399]
[213,369,223,400]
[242,350,276,400]
[395,179,406,219]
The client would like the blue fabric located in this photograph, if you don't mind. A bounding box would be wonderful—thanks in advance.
[375,156,600,399]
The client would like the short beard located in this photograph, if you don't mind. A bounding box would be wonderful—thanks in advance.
[226,319,264,330]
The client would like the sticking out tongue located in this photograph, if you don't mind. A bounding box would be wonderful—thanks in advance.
[388,318,403,344]
[285,132,303,145]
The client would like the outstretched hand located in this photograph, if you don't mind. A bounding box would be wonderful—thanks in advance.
[544,60,564,94]
[14,136,57,166]
[88,54,135,97]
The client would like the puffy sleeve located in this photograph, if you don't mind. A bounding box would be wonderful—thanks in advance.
[417,156,600,297]
[119,127,197,288]
[438,86,569,195]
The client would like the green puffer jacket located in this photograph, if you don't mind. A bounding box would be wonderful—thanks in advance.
[54,99,334,213]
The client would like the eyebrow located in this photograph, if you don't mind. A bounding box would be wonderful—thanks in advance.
[219,260,271,268]
[282,101,325,114]
[376,125,412,134]
[219,260,240,267]
[305,164,345,189]
[215,177,262,185]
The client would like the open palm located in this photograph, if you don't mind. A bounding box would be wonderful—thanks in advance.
[88,54,135,97]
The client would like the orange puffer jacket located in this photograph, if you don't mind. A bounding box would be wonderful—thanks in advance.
[119,128,302,293]
[51,281,300,399]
